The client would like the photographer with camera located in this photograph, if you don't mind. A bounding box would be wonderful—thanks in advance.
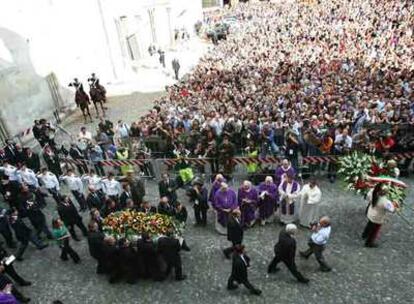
[300,216,332,272]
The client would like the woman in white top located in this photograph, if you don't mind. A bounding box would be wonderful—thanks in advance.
[298,179,322,228]
[362,183,396,248]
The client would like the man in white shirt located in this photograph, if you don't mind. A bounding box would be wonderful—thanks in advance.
[37,168,61,203]
[17,164,47,208]
[300,216,332,272]
[0,162,19,182]
[101,172,122,202]
[60,169,87,211]
[81,169,103,193]
[17,164,39,188]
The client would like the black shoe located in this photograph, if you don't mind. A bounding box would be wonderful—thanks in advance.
[319,267,332,272]
[361,234,367,240]
[267,267,280,274]
[16,257,24,262]
[227,284,238,290]
[223,250,231,259]
[299,251,310,259]
[181,244,191,252]
[8,243,17,249]
[176,275,187,281]
[365,243,379,248]
[251,289,262,296]
[19,281,32,287]
[61,256,69,261]
[298,278,310,284]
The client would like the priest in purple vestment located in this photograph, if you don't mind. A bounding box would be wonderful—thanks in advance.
[213,183,238,234]
[278,174,301,224]
[238,181,259,227]
[209,174,226,206]
[258,176,278,225]
[275,159,296,186]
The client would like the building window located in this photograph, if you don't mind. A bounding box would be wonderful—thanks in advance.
[126,34,141,61]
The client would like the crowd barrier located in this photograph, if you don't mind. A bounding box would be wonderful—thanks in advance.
[64,151,414,167]
[61,151,414,181]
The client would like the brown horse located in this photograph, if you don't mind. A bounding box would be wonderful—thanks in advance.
[89,81,106,118]
[75,85,93,123]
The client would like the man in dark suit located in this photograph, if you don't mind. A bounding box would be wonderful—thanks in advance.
[86,186,105,210]
[172,58,180,80]
[267,224,309,283]
[119,184,132,209]
[0,242,31,286]
[186,178,209,226]
[57,196,88,241]
[101,236,121,283]
[0,208,16,248]
[24,148,40,173]
[69,144,88,174]
[87,221,105,274]
[4,140,17,165]
[227,245,261,295]
[137,233,163,281]
[157,197,175,217]
[157,230,186,281]
[118,238,137,283]
[126,171,145,205]
[13,144,25,165]
[174,202,188,224]
[223,209,243,259]
[20,186,53,239]
[158,173,177,205]
[138,201,156,214]
[9,208,48,261]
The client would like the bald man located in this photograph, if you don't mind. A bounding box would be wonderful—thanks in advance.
[300,216,332,272]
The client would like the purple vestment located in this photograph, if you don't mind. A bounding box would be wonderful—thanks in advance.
[258,182,278,220]
[214,188,238,227]
[0,293,18,304]
[238,187,258,226]
[275,166,296,186]
[209,179,225,206]
[279,180,300,217]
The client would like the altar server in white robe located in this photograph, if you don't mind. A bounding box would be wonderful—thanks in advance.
[299,179,322,228]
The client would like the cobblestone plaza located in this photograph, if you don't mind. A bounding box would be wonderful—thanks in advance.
[8,95,414,304]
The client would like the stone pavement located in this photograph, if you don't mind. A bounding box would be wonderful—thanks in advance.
[7,177,414,304]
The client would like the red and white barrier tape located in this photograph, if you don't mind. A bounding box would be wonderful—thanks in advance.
[63,151,414,168]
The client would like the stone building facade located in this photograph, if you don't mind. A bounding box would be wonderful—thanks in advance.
[0,0,202,141]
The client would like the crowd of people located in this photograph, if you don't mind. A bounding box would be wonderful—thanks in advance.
[34,0,413,182]
[0,0,412,301]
